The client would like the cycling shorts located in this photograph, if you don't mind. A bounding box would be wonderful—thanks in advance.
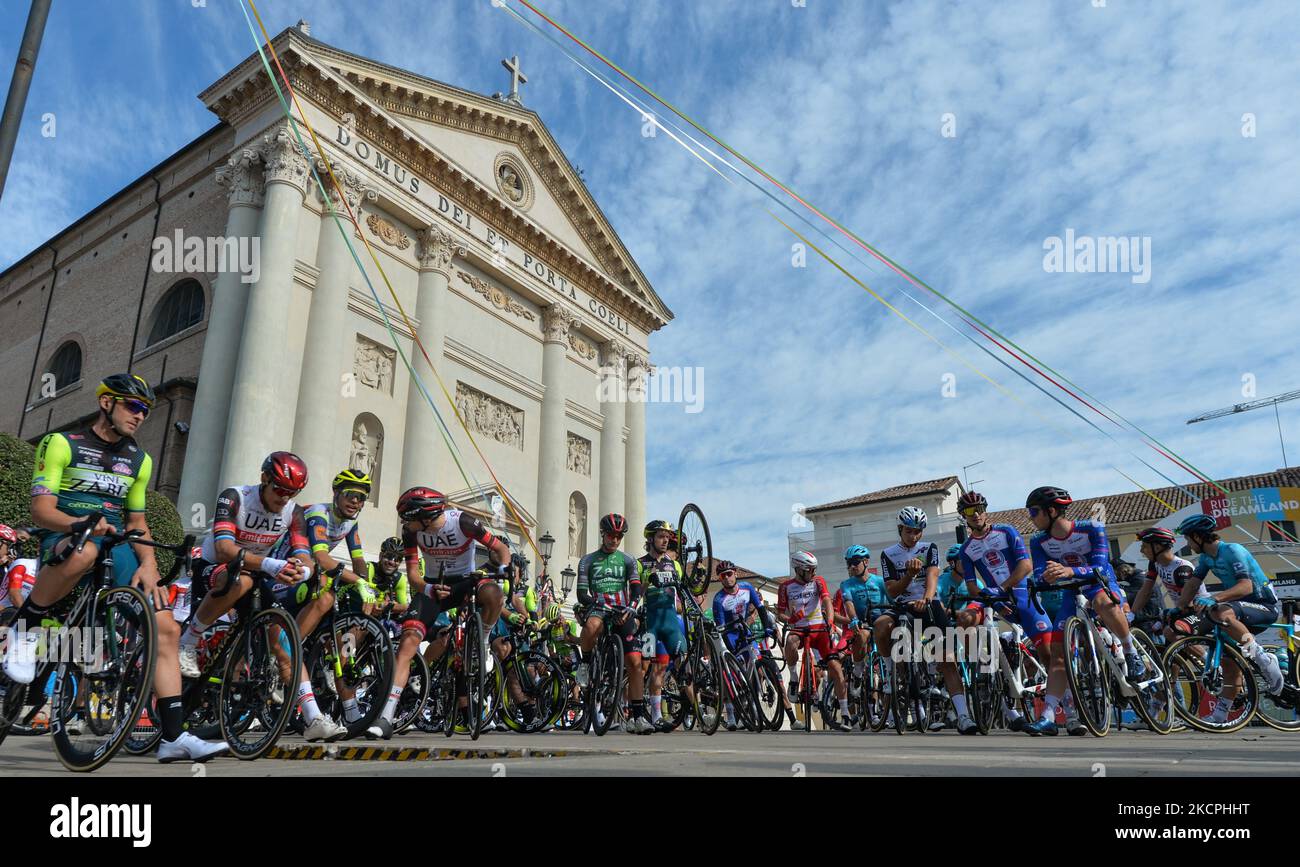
[579,603,641,655]
[984,584,1055,643]
[1220,597,1281,635]
[39,532,138,588]
[645,608,686,663]
[788,625,845,662]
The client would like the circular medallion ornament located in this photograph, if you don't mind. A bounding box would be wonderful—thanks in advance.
[493,152,534,212]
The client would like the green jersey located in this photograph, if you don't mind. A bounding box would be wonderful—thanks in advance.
[577,548,640,606]
[32,427,152,530]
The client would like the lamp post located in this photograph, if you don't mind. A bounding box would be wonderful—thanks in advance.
[560,565,576,600]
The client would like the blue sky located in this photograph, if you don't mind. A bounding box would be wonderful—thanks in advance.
[2,1,1299,577]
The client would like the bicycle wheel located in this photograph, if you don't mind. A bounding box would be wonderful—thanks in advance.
[220,608,300,760]
[500,651,565,733]
[867,655,890,732]
[1128,629,1175,734]
[656,663,688,731]
[971,672,996,735]
[336,614,395,738]
[1250,645,1299,732]
[722,651,761,731]
[463,615,489,740]
[677,504,714,597]
[891,660,909,734]
[1063,617,1111,737]
[52,586,156,772]
[692,649,723,735]
[754,657,785,730]
[590,635,624,736]
[1163,636,1256,733]
[394,653,431,734]
[909,663,934,734]
[440,653,459,738]
[556,670,588,731]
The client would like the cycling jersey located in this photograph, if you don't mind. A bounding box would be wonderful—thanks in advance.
[638,553,683,610]
[1,558,38,607]
[200,485,309,561]
[777,575,830,628]
[576,548,640,607]
[713,582,765,629]
[959,524,1029,589]
[272,502,364,561]
[358,561,409,607]
[31,427,151,530]
[402,508,497,577]
[1145,555,1195,600]
[1194,543,1276,602]
[1028,520,1115,583]
[937,568,984,602]
[839,574,891,621]
[880,541,940,603]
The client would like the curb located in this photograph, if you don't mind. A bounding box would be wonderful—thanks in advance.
[266,744,570,761]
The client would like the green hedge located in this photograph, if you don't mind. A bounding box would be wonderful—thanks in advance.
[0,431,185,576]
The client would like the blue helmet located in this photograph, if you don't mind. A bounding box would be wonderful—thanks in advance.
[844,545,871,562]
[946,544,963,562]
[1176,514,1217,537]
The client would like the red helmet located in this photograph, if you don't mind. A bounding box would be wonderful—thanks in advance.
[958,491,988,511]
[0,524,17,544]
[599,513,628,535]
[1136,527,1177,548]
[397,486,446,521]
[261,451,308,493]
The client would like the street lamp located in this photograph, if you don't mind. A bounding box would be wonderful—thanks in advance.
[538,531,555,564]
[560,565,576,598]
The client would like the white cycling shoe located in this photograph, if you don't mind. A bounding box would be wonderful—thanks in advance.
[177,644,201,679]
[303,715,348,742]
[2,632,40,684]
[158,731,230,763]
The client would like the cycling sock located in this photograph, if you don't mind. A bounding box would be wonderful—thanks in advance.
[1211,696,1232,720]
[648,695,662,722]
[10,597,51,631]
[159,695,185,742]
[839,698,850,716]
[342,697,361,723]
[630,700,647,719]
[952,694,968,717]
[1043,694,1061,722]
[298,682,321,724]
[382,684,402,721]
[1121,634,1135,653]
[724,702,735,723]
[181,618,211,646]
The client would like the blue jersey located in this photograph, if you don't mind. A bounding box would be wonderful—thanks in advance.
[959,524,1029,590]
[713,582,765,628]
[1194,542,1274,601]
[839,574,890,620]
[937,568,983,602]
[1029,520,1115,583]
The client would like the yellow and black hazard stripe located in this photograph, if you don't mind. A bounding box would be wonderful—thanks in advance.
[266,744,569,762]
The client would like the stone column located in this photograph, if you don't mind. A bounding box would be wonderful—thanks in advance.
[176,147,264,526]
[597,340,627,525]
[218,125,310,490]
[624,351,649,552]
[537,305,577,565]
[291,166,375,484]
[398,225,465,492]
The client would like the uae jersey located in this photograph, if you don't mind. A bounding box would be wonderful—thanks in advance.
[401,508,498,577]
[201,485,308,561]
[1146,555,1195,600]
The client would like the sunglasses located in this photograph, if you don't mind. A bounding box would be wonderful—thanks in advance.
[1027,506,1043,518]
[339,489,368,502]
[270,484,303,498]
[116,397,151,417]
[719,571,737,579]
[959,505,986,517]
[846,558,868,566]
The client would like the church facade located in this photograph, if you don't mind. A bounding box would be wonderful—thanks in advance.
[0,24,671,573]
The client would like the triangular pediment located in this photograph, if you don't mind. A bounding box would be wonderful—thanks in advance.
[204,27,670,329]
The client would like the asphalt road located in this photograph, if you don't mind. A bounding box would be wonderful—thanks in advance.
[3,726,1297,777]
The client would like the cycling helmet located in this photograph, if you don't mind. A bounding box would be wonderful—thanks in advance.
[946,544,963,562]
[844,545,871,562]
[715,559,738,575]
[397,486,446,521]
[790,550,818,571]
[0,524,17,545]
[379,537,404,559]
[261,451,309,493]
[332,468,372,494]
[1176,514,1218,538]
[1136,527,1177,549]
[1025,486,1072,511]
[599,513,628,535]
[644,519,675,540]
[96,372,156,407]
[897,506,928,530]
[957,491,988,511]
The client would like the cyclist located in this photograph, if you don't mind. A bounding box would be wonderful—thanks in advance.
[712,560,790,730]
[574,513,649,734]
[179,451,345,742]
[1130,527,1197,645]
[1024,485,1143,736]
[873,507,976,734]
[368,486,514,739]
[0,525,37,609]
[939,544,985,630]
[778,551,850,731]
[640,519,689,733]
[839,545,892,722]
[280,468,376,729]
[490,551,539,728]
[357,537,411,618]
[3,373,228,761]
[1176,513,1288,704]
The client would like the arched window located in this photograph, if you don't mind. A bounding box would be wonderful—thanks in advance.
[146,279,205,346]
[47,341,82,391]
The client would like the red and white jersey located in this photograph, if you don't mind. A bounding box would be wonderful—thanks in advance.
[402,508,498,578]
[778,575,830,628]
[1147,555,1195,599]
[201,485,309,561]
[2,558,38,608]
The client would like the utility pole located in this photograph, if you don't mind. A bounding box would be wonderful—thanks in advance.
[0,0,52,203]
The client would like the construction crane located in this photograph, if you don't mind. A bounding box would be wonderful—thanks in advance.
[1187,388,1300,466]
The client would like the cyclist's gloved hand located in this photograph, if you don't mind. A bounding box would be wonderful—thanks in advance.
[507,612,525,627]
[261,557,289,579]
[358,582,377,604]
[847,618,859,630]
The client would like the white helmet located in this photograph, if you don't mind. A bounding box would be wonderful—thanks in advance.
[790,550,818,571]
[897,506,928,530]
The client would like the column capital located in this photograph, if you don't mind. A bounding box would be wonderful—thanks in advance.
[258,125,311,195]
[313,160,376,212]
[416,224,467,276]
[542,304,578,344]
[215,147,265,208]
[624,350,650,374]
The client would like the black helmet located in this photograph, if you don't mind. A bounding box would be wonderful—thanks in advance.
[599,513,628,535]
[379,537,404,559]
[644,519,675,539]
[715,560,738,576]
[1025,486,1073,511]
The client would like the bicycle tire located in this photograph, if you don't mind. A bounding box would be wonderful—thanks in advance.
[52,585,156,773]
[754,657,785,730]
[909,663,933,734]
[1163,639,1257,733]
[499,651,564,733]
[677,504,714,597]
[394,653,431,734]
[693,649,723,735]
[722,651,761,731]
[333,614,395,738]
[220,608,300,760]
[1063,617,1111,737]
[464,614,488,740]
[440,652,458,738]
[1255,645,1300,732]
[971,672,994,735]
[1128,629,1175,734]
[866,655,889,732]
[590,633,624,736]
[891,660,909,734]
